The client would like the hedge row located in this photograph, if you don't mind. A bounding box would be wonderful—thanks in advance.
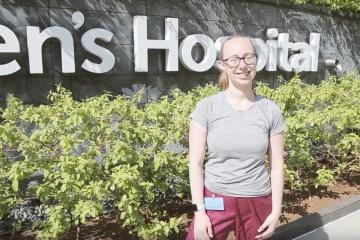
[0,73,359,239]
[292,0,360,12]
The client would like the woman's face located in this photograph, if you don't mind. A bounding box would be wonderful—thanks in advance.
[220,37,257,88]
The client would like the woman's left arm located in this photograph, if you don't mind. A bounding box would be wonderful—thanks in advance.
[255,133,284,239]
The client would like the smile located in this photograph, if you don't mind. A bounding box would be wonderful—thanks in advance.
[235,72,250,77]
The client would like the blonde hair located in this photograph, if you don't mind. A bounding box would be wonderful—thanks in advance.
[218,71,229,91]
[218,35,257,91]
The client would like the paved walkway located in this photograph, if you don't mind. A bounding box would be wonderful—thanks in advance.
[294,209,360,240]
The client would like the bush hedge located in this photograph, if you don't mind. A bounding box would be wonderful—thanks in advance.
[0,73,359,239]
[292,0,360,12]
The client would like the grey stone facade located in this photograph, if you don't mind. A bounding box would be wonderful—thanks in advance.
[0,0,359,107]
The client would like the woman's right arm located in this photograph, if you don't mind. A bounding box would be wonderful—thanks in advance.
[189,120,213,240]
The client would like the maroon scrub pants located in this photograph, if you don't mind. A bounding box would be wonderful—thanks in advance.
[187,187,272,240]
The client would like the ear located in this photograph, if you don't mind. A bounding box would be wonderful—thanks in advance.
[215,60,226,71]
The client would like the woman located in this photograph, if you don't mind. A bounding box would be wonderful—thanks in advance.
[187,35,285,240]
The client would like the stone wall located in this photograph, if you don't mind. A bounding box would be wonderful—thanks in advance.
[0,0,359,106]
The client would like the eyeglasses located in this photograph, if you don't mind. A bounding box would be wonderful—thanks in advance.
[222,54,258,68]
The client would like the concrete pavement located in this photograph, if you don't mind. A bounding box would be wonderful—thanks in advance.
[293,209,360,240]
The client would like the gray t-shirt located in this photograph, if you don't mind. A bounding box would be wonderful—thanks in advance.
[190,91,286,197]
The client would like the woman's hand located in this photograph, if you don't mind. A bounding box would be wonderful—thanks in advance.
[194,211,213,240]
[255,211,280,239]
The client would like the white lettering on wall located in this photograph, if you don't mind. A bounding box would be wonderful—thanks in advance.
[133,17,320,73]
[81,28,115,73]
[0,14,321,76]
[27,26,75,74]
[265,28,278,72]
[277,33,293,72]
[255,29,320,72]
[309,33,320,72]
[0,25,21,76]
[134,16,178,72]
[251,38,268,71]
[179,34,217,72]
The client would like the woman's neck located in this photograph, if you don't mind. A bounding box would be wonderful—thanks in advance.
[225,86,256,103]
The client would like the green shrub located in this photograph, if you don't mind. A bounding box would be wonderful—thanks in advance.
[0,73,359,239]
[0,85,215,239]
[291,0,360,12]
[256,72,360,190]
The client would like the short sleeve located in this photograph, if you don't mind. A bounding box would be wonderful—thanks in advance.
[270,104,286,136]
[189,98,208,129]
